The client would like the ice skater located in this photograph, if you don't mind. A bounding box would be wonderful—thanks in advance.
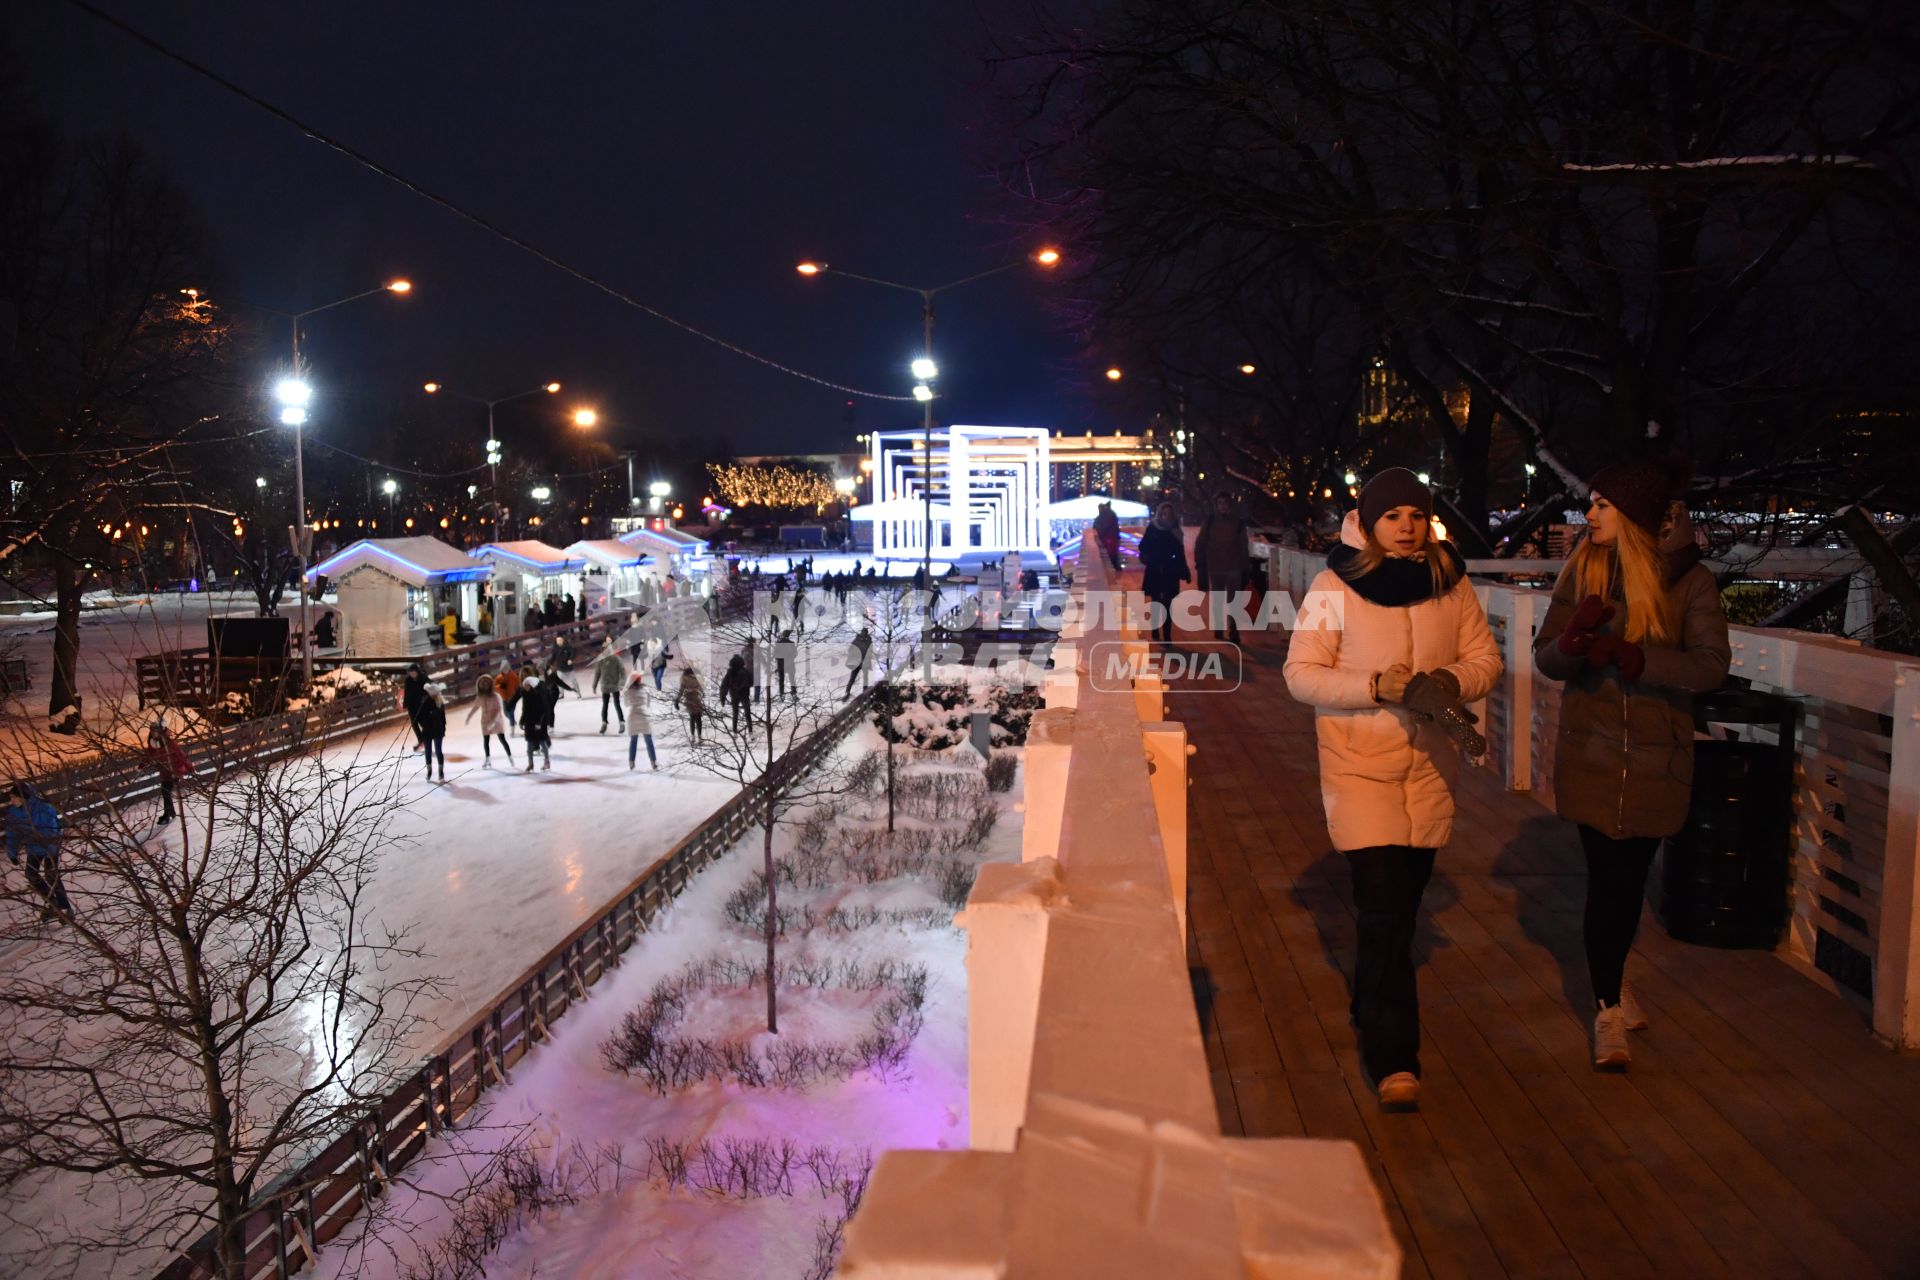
[625,672,657,770]
[144,718,190,823]
[6,782,73,922]
[495,661,522,727]
[719,654,751,732]
[844,626,872,697]
[773,627,797,700]
[402,661,429,753]
[674,664,706,745]
[650,641,671,691]
[417,682,448,782]
[519,668,556,771]
[465,673,514,767]
[594,641,627,733]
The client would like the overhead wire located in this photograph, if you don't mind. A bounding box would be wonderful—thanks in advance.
[64,0,916,403]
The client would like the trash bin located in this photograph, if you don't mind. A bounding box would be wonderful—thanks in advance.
[1659,688,1800,949]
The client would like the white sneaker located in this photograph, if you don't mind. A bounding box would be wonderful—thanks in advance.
[1377,1072,1420,1108]
[1618,979,1649,1031]
[1593,1005,1631,1069]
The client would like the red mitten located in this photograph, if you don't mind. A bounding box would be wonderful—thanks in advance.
[1586,634,1646,681]
[1556,594,1615,658]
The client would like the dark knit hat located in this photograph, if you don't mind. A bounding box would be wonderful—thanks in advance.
[1358,467,1433,530]
[1588,455,1687,535]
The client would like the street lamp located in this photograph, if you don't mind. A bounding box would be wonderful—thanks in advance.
[571,407,598,429]
[268,278,412,686]
[422,379,560,539]
[382,477,398,530]
[531,485,551,502]
[795,247,1061,581]
[648,479,671,515]
[1105,367,1123,381]
[1524,461,1537,504]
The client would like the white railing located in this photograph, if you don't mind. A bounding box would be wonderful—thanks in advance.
[838,537,1401,1279]
[1264,545,1920,1050]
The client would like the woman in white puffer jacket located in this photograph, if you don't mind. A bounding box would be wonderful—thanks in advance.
[1284,468,1502,1110]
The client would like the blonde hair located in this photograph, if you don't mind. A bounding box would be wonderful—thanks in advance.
[1336,527,1463,597]
[1566,518,1675,645]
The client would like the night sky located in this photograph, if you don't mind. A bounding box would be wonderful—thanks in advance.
[14,1,1085,462]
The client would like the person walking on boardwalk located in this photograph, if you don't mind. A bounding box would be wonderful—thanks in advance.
[1194,492,1251,643]
[674,664,706,745]
[1533,457,1728,1070]
[1092,500,1123,572]
[1283,468,1502,1110]
[624,672,657,770]
[518,668,556,771]
[6,782,73,921]
[145,719,190,824]
[465,673,514,768]
[594,641,627,733]
[1137,501,1190,645]
[719,654,752,732]
[416,682,449,782]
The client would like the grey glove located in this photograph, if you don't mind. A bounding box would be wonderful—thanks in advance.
[1402,669,1486,758]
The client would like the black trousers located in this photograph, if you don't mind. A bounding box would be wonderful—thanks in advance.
[25,854,73,917]
[1346,845,1436,1081]
[422,736,444,775]
[1146,590,1176,643]
[159,777,176,821]
[483,733,513,760]
[601,690,625,726]
[1578,825,1661,1007]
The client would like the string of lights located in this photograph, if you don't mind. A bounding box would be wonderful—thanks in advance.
[706,462,839,509]
[65,0,919,403]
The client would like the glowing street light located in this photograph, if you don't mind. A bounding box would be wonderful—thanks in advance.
[1035,246,1062,266]
[649,480,672,498]
[1105,367,1123,381]
[833,476,857,496]
[912,384,934,402]
[571,407,598,428]
[796,261,824,275]
[381,477,398,528]
[385,279,412,294]
[910,356,939,381]
[1417,472,1432,485]
[1239,363,1257,375]
[531,485,552,502]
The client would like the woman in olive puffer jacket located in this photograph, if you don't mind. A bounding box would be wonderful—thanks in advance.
[1534,456,1729,1070]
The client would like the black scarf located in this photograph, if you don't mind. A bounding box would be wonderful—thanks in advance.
[1326,541,1466,606]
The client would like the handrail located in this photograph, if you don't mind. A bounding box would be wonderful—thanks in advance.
[153,682,885,1279]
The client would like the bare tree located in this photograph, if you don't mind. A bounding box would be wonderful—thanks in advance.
[0,106,240,729]
[0,712,440,1278]
[685,601,857,1034]
[855,585,929,834]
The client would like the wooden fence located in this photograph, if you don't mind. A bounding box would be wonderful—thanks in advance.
[153,682,884,1280]
[132,608,647,710]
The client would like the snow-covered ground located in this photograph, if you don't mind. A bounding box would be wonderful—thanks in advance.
[310,722,1022,1280]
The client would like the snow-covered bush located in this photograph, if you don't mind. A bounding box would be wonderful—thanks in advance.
[638,1137,872,1280]
[984,752,1017,792]
[893,771,987,821]
[986,683,1044,746]
[600,956,929,1093]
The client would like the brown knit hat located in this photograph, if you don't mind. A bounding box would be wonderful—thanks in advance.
[1588,455,1688,535]
[1358,467,1433,530]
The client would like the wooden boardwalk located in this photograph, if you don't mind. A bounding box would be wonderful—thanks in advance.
[1173,622,1920,1279]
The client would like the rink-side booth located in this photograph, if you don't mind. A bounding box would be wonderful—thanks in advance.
[567,538,662,612]
[615,522,714,599]
[470,541,587,635]
[306,536,494,656]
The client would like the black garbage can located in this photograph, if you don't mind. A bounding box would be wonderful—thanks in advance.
[1659,688,1800,949]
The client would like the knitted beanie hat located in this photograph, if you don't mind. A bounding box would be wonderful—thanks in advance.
[1589,456,1685,536]
[1358,467,1434,530]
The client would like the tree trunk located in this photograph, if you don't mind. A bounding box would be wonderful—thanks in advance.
[763,812,778,1035]
[885,727,896,833]
[48,562,82,731]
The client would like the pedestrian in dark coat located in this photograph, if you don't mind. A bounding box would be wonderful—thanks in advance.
[1534,456,1729,1070]
[560,594,576,624]
[416,683,449,781]
[773,628,797,700]
[1092,502,1123,571]
[5,782,73,920]
[593,642,627,732]
[1194,494,1252,642]
[1137,501,1191,644]
[144,720,191,822]
[401,663,429,752]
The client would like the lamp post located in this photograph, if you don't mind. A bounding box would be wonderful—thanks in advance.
[382,478,398,530]
[270,278,411,687]
[424,379,560,541]
[796,248,1060,582]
